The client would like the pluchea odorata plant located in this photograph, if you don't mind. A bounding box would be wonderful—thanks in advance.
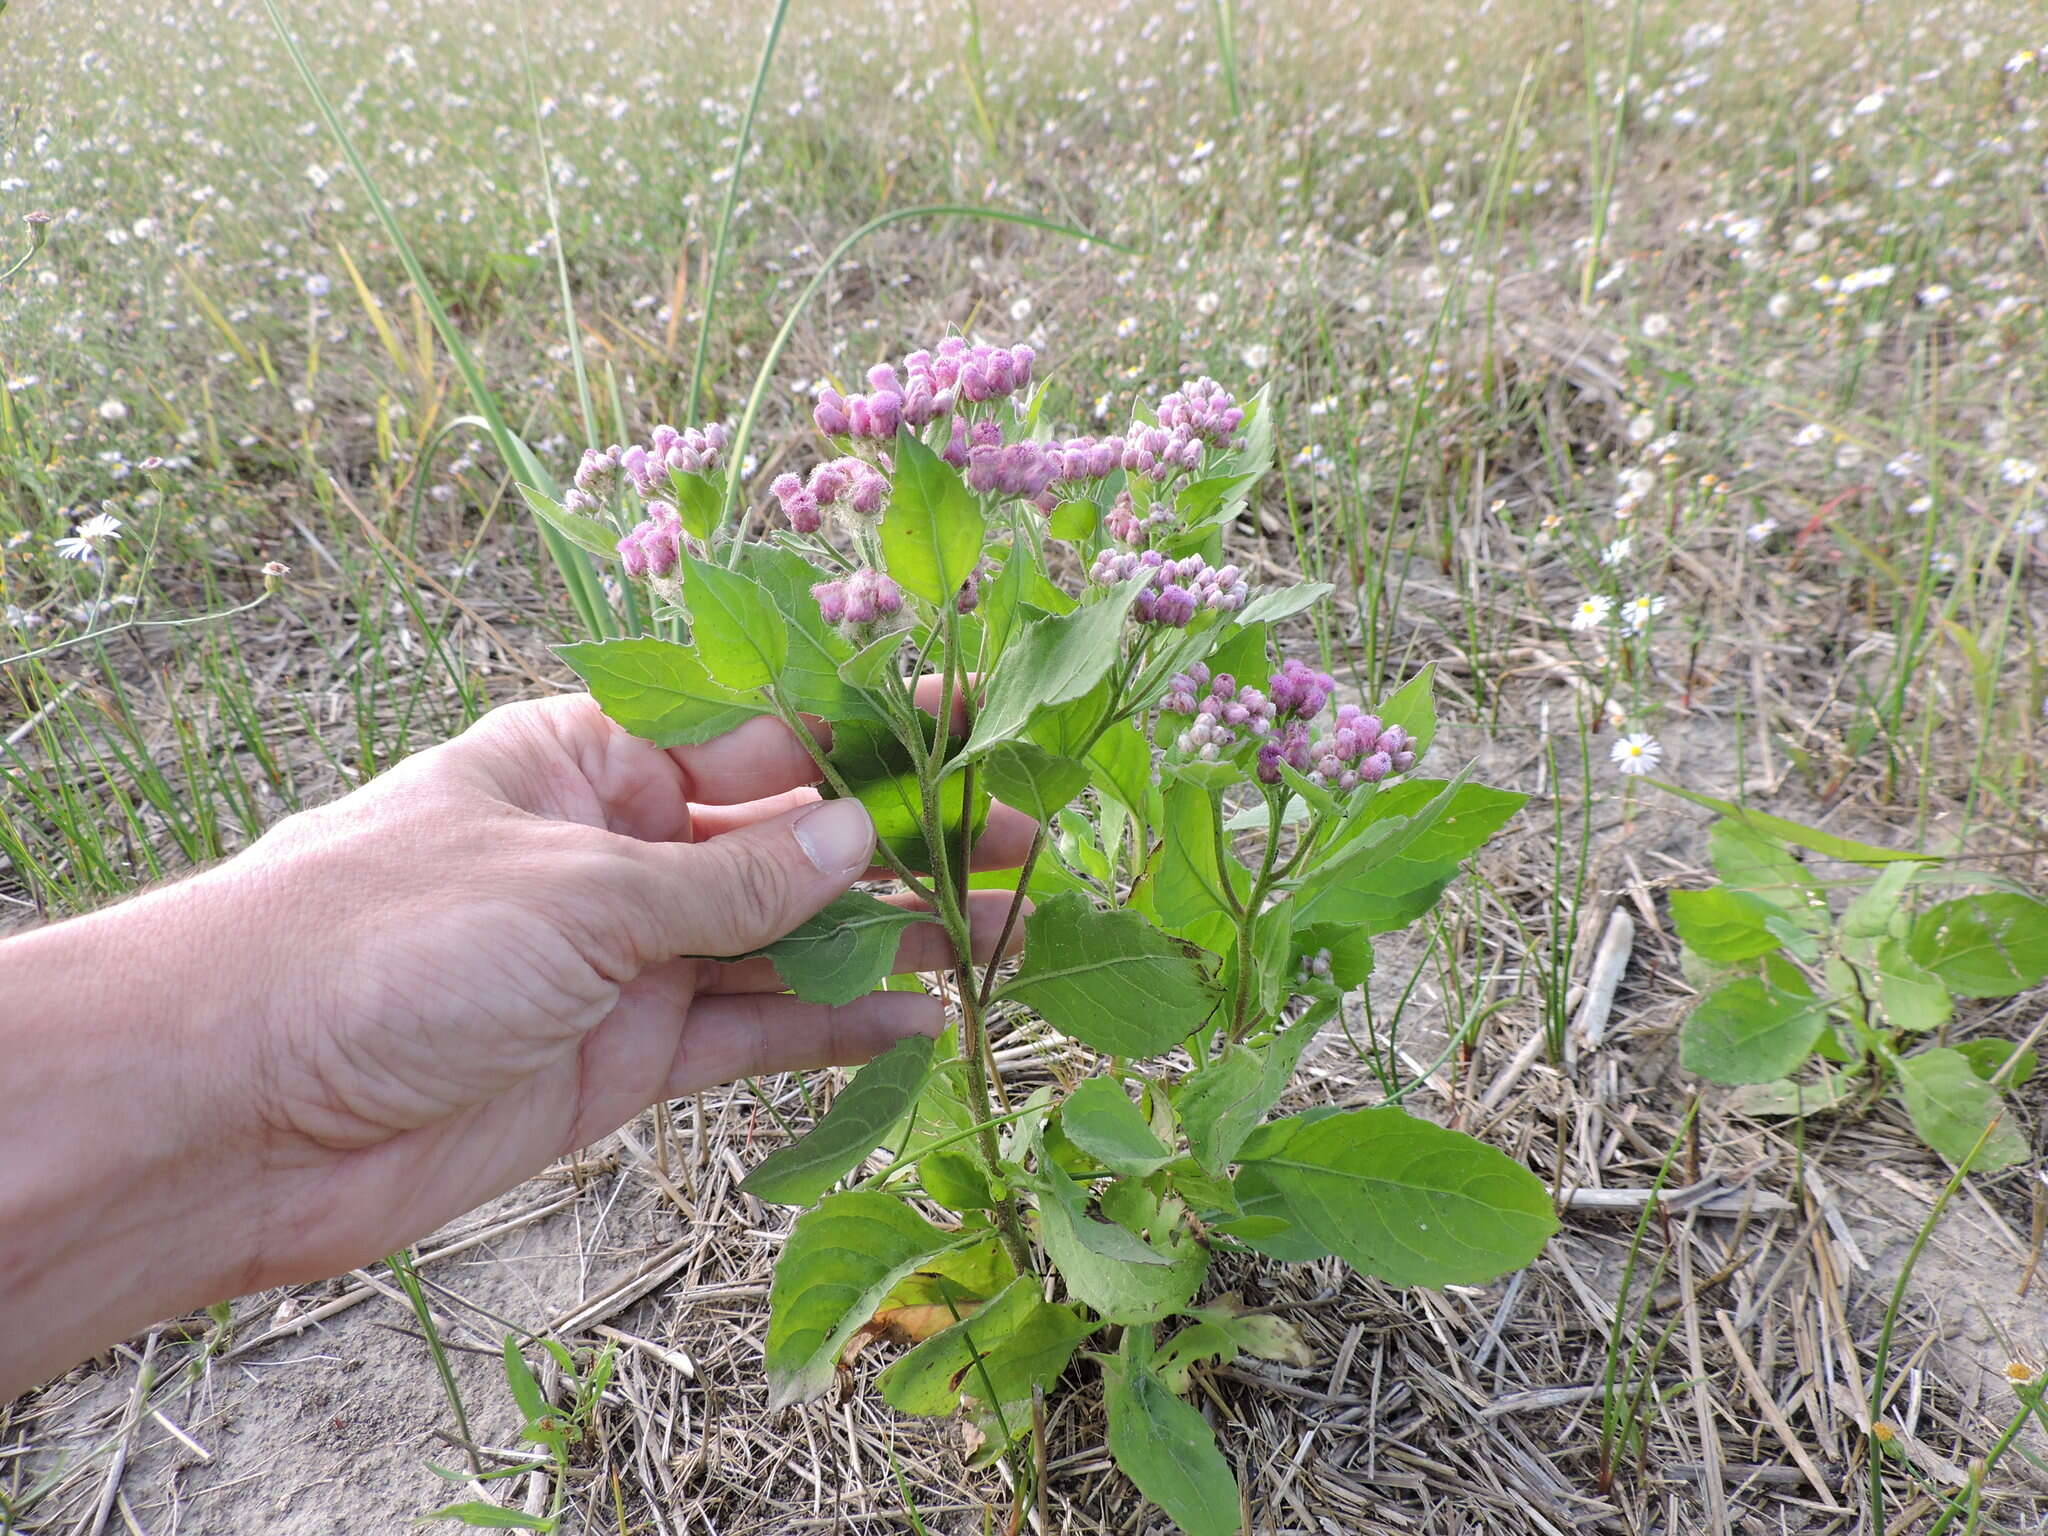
[525,342,1557,1532]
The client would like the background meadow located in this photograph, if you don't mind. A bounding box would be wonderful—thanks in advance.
[3,0,2046,1531]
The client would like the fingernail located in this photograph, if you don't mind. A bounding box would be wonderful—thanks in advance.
[792,799,874,877]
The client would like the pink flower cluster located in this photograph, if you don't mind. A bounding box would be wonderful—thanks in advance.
[1157,378,1246,445]
[618,503,685,579]
[940,425,1125,505]
[1258,707,1419,791]
[1268,658,1335,719]
[965,439,1060,500]
[1089,548,1251,626]
[1160,665,1278,761]
[811,567,904,630]
[814,341,1035,440]
[1103,489,1174,547]
[571,423,728,516]
[770,456,889,533]
[1122,423,1207,482]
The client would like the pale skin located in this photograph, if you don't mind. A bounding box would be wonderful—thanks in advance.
[0,692,1032,1402]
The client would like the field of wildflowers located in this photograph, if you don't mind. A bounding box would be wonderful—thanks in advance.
[4,0,2047,1530]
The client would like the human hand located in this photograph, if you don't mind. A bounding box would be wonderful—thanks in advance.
[0,692,1029,1394]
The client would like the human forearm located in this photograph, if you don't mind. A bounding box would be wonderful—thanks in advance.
[0,877,273,1400]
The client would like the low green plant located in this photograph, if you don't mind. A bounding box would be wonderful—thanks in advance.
[533,344,1556,1530]
[423,1335,617,1532]
[1668,801,2047,1172]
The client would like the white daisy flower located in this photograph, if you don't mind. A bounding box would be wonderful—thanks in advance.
[1621,593,1668,634]
[1745,518,1779,544]
[1569,593,1614,631]
[1610,733,1663,775]
[1600,537,1633,567]
[54,512,123,560]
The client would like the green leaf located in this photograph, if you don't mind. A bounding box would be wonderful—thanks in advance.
[917,1147,996,1211]
[1730,1071,1858,1119]
[1290,774,1521,930]
[1645,782,1937,865]
[557,637,768,746]
[1086,720,1155,819]
[882,427,985,604]
[1708,819,1828,933]
[1048,498,1100,542]
[500,1336,550,1428]
[1374,663,1439,758]
[995,891,1218,1058]
[1103,1337,1243,1536]
[763,1192,969,1409]
[734,891,925,1005]
[979,741,1089,825]
[1875,938,1952,1033]
[422,1502,555,1530]
[879,1278,1092,1417]
[1840,860,1915,945]
[1907,893,2048,998]
[1234,582,1332,626]
[1033,1162,1207,1324]
[666,468,724,540]
[1952,1039,2038,1088]
[1668,887,1788,964]
[740,1036,937,1204]
[1173,1014,1320,1173]
[1680,967,1829,1085]
[1061,1078,1174,1176]
[1239,1107,1558,1286]
[1149,779,1242,955]
[1893,1048,2029,1172]
[827,716,985,878]
[516,483,622,560]
[679,556,788,689]
[961,579,1147,762]
[740,544,872,720]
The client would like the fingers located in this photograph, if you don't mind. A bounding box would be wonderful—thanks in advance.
[666,989,946,1096]
[699,887,1028,994]
[632,797,877,959]
[690,789,1040,872]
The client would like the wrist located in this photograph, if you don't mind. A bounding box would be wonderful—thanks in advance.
[0,872,279,1396]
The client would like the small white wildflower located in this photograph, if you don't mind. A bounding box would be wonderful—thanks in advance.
[1610,732,1663,775]
[97,398,128,423]
[1767,292,1794,319]
[1008,296,1034,323]
[1745,517,1779,543]
[1621,593,1668,634]
[1908,494,1933,514]
[1115,315,1138,339]
[1792,423,1827,448]
[1641,312,1673,339]
[1840,264,1896,294]
[291,395,316,416]
[53,511,124,561]
[1569,593,1614,631]
[1918,284,1951,306]
[1600,536,1633,567]
[1628,412,1656,444]
[1852,91,1886,116]
[1999,457,2039,485]
[305,273,332,298]
[1194,291,1221,317]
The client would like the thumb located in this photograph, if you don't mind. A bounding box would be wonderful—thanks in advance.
[652,797,877,958]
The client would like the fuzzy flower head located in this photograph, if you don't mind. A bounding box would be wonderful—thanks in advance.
[619,422,729,498]
[964,438,1060,501]
[1103,489,1174,548]
[1610,732,1662,776]
[1303,706,1419,791]
[811,567,905,633]
[1089,548,1251,626]
[1156,377,1245,446]
[1268,658,1336,721]
[773,456,888,532]
[1122,423,1206,482]
[1164,669,1278,762]
[616,503,685,580]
